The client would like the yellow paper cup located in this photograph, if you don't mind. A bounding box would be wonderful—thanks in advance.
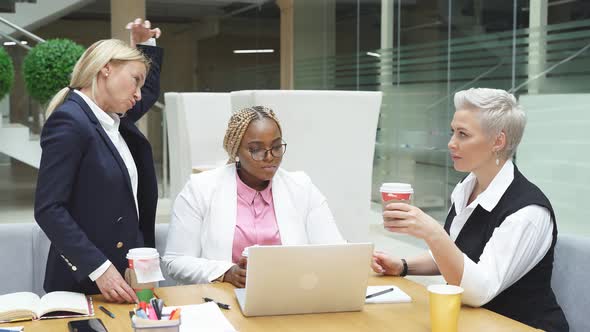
[427,284,463,332]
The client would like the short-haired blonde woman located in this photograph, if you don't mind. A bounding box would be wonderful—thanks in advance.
[163,106,344,288]
[34,19,163,303]
[372,88,568,331]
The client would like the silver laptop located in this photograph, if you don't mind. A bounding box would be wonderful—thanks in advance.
[234,243,373,317]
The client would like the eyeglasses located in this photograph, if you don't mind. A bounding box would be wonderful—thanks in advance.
[248,142,287,161]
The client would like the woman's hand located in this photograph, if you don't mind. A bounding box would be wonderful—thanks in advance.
[95,265,138,303]
[126,18,162,47]
[372,251,404,276]
[224,256,247,288]
[383,202,445,240]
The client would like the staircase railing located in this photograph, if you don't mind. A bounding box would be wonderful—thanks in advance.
[0,16,45,43]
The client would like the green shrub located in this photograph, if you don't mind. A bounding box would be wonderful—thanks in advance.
[0,47,14,101]
[23,39,85,105]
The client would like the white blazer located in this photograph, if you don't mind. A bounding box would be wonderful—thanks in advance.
[162,164,344,285]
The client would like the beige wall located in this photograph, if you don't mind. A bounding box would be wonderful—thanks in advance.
[197,33,280,92]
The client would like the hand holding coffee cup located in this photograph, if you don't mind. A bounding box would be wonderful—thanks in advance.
[381,184,444,239]
[125,248,164,302]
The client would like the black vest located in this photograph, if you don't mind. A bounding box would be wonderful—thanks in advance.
[444,166,569,332]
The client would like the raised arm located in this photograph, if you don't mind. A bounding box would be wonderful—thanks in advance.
[124,19,163,123]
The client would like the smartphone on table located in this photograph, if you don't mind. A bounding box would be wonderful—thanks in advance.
[67,318,108,332]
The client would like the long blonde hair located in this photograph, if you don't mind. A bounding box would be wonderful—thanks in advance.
[45,39,150,117]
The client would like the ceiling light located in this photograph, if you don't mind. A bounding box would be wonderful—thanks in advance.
[233,49,274,54]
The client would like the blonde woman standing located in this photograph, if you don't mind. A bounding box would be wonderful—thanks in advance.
[163,106,344,288]
[34,20,163,303]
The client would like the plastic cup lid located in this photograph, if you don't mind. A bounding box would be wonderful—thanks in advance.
[126,247,160,260]
[380,183,414,193]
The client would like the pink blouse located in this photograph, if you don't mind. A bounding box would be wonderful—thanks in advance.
[232,174,282,263]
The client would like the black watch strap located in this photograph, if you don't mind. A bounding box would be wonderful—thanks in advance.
[400,258,408,277]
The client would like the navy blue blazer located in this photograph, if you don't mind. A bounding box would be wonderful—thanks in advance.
[34,45,163,295]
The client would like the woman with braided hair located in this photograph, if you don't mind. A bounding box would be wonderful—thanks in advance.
[163,106,344,287]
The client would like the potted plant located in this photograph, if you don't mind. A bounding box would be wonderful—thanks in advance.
[0,47,14,102]
[23,38,84,105]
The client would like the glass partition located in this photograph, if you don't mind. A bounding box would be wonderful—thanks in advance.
[293,0,590,236]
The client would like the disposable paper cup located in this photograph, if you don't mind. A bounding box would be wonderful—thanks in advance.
[427,284,464,332]
[126,248,161,302]
[126,247,160,269]
[380,183,413,209]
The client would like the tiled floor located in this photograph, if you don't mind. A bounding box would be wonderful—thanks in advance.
[0,157,443,286]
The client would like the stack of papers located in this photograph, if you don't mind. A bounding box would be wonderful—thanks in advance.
[162,302,236,332]
[365,285,412,304]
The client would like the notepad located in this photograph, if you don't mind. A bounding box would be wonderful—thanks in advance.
[161,302,236,332]
[365,285,412,304]
[0,291,93,322]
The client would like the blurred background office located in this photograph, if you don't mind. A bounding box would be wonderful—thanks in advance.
[1,0,589,251]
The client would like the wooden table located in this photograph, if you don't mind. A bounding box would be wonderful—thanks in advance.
[1,276,538,331]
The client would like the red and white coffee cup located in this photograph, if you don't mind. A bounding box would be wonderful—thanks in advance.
[380,183,414,208]
[125,247,164,285]
[126,247,159,269]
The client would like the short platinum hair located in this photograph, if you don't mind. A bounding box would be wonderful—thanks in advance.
[453,88,526,160]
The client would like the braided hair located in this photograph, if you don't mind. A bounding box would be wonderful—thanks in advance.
[223,106,282,164]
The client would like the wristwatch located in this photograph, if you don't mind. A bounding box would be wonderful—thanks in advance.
[400,258,408,277]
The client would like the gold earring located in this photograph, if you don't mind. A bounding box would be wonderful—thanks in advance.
[495,151,500,166]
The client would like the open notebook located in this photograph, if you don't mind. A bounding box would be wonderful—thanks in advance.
[0,291,93,322]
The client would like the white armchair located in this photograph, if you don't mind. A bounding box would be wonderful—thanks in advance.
[165,90,382,242]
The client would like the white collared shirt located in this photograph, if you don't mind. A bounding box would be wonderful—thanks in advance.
[446,159,553,306]
[74,90,139,281]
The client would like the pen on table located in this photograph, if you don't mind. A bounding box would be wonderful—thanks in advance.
[366,287,395,299]
[203,297,231,310]
[99,305,116,318]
